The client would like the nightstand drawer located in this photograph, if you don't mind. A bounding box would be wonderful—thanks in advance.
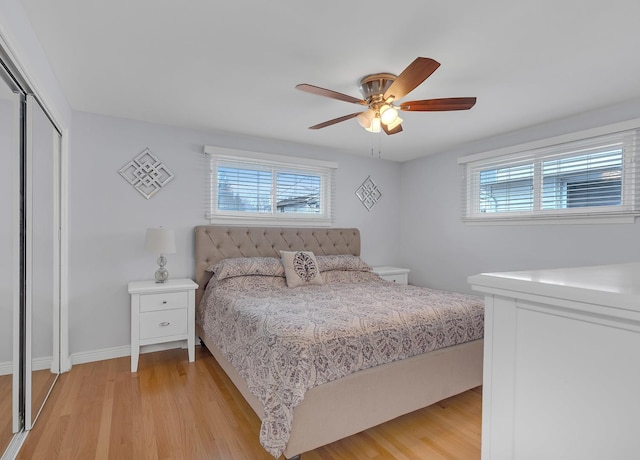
[139,309,187,339]
[140,291,188,312]
[382,273,409,284]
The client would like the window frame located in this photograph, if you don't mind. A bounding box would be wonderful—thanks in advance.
[459,122,640,225]
[204,146,337,226]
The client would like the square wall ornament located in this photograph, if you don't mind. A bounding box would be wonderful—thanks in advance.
[119,148,174,199]
[355,176,382,211]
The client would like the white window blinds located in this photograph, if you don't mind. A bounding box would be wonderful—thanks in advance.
[204,147,337,226]
[460,129,640,223]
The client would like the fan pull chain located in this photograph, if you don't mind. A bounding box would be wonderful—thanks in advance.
[370,132,382,159]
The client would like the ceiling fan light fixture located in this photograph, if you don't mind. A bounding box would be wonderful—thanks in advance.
[357,109,375,129]
[296,57,476,135]
[379,104,398,125]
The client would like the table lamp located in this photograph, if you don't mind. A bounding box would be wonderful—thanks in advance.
[145,227,176,283]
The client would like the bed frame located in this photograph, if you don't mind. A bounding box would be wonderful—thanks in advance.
[194,225,483,459]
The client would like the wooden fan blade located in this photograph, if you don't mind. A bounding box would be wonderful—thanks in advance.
[382,123,403,135]
[399,97,477,111]
[383,57,440,101]
[309,112,362,130]
[296,84,367,105]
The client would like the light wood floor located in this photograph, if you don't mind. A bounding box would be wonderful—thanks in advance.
[0,367,57,456]
[31,368,58,423]
[0,374,12,454]
[18,347,482,460]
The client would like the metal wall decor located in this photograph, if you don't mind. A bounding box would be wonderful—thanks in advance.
[119,148,174,199]
[355,175,382,211]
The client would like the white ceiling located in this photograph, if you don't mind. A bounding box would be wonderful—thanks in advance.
[19,0,640,162]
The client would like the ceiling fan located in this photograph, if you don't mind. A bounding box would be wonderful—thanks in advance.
[296,57,476,135]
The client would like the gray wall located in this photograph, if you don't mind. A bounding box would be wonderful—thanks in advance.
[399,98,640,294]
[68,111,402,356]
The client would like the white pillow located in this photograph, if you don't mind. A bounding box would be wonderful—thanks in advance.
[280,250,323,288]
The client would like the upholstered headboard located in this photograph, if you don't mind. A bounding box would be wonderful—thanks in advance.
[194,226,361,306]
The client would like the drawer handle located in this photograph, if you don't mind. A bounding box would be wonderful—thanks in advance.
[162,300,168,304]
[159,321,170,327]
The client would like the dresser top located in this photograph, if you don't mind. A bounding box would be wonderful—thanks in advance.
[468,262,640,312]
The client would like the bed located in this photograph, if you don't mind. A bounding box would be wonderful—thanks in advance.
[194,225,483,459]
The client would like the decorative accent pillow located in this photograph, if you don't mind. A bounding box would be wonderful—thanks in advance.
[316,255,371,272]
[206,257,285,280]
[280,250,324,288]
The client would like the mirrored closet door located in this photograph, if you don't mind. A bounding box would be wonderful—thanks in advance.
[0,58,23,456]
[25,95,61,428]
[0,55,63,458]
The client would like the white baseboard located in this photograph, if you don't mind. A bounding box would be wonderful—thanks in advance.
[32,356,52,372]
[0,361,11,376]
[70,340,189,366]
[1,342,192,375]
[0,356,52,376]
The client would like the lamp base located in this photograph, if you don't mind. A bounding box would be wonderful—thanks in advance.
[155,254,169,283]
[155,267,169,283]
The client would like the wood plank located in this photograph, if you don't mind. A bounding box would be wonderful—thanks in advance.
[18,347,481,459]
[30,368,57,423]
[0,374,12,454]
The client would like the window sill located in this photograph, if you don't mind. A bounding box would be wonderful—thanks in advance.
[207,214,334,227]
[463,214,637,226]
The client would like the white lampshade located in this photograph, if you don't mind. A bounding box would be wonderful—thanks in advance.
[145,227,176,254]
[385,115,403,130]
[357,109,375,129]
[365,117,381,133]
[379,105,398,125]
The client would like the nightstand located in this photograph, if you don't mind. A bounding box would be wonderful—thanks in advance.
[371,266,410,285]
[128,278,198,372]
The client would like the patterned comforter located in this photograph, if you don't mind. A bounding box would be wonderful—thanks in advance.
[197,269,484,458]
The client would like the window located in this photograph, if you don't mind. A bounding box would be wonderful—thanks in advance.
[204,146,337,225]
[460,128,640,223]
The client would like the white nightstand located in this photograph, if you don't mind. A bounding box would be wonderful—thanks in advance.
[128,278,198,372]
[371,266,410,285]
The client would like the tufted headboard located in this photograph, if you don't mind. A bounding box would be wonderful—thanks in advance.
[194,226,361,306]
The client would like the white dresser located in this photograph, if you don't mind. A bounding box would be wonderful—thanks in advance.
[128,278,198,372]
[469,263,640,460]
[371,266,410,285]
